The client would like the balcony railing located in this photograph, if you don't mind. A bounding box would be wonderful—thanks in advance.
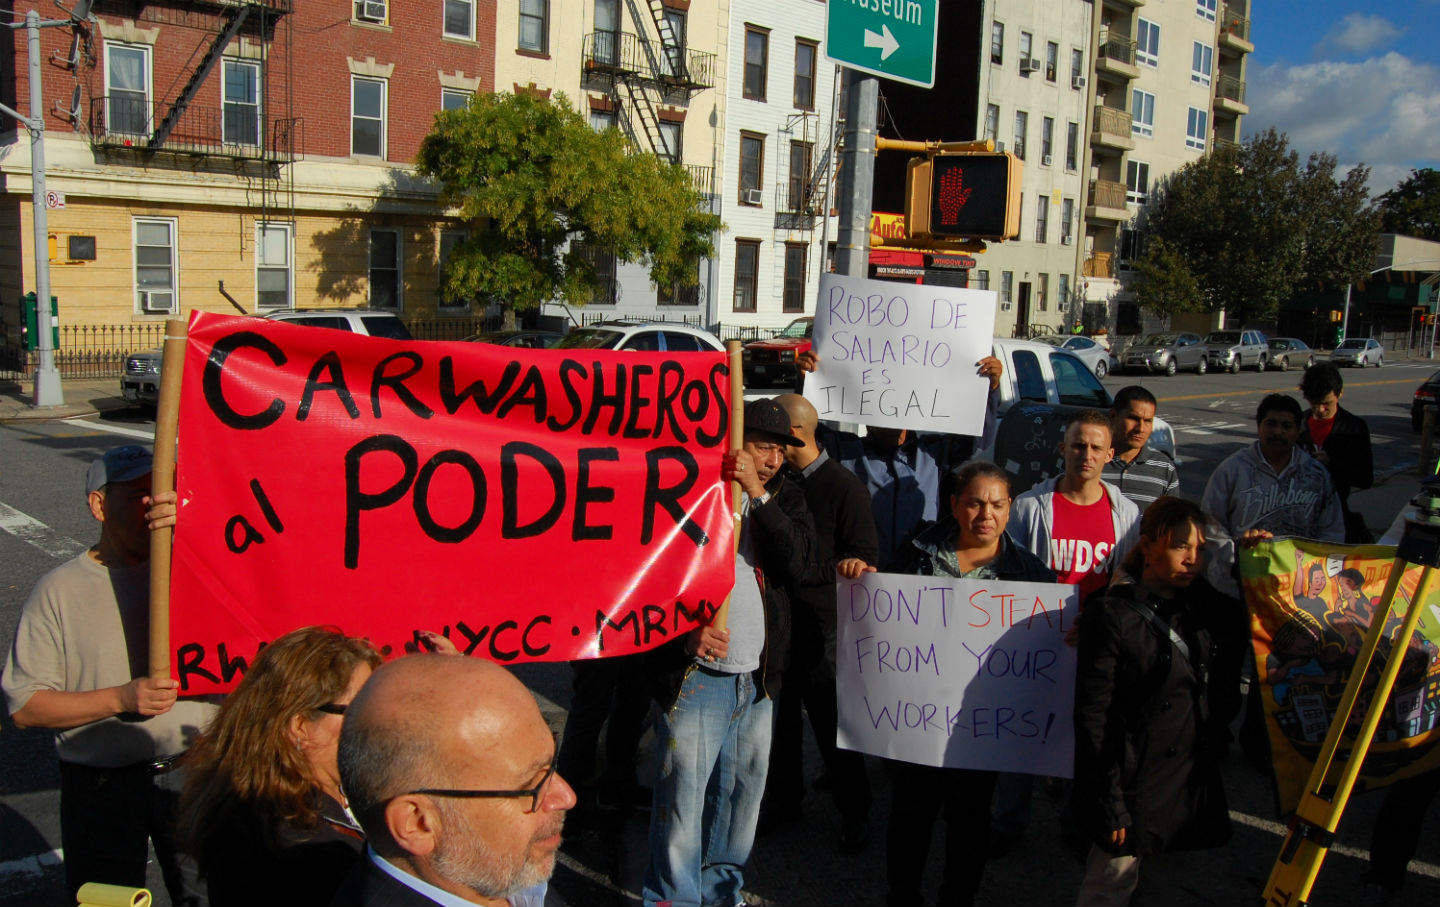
[1214,137,1241,153]
[1216,74,1246,104]
[1088,179,1127,210]
[686,164,714,196]
[1093,105,1133,139]
[90,96,301,163]
[582,32,716,91]
[1098,34,1136,67]
[1083,252,1115,279]
[1221,8,1250,41]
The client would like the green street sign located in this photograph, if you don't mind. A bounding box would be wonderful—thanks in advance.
[825,0,938,88]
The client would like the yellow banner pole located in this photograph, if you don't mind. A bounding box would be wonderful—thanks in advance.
[710,340,745,632]
[148,318,186,682]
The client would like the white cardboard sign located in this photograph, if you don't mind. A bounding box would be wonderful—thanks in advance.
[803,272,997,435]
[836,571,1080,777]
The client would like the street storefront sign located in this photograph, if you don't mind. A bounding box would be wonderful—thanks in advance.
[804,272,997,435]
[169,313,734,694]
[1241,539,1440,814]
[836,572,1080,776]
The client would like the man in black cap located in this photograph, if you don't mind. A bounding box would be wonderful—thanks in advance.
[642,398,819,907]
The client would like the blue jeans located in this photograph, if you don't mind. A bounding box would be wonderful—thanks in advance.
[643,666,773,907]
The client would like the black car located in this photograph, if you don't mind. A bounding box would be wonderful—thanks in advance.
[467,330,563,349]
[1413,369,1440,431]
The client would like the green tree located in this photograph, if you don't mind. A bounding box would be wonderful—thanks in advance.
[1131,129,1378,326]
[1377,168,1440,241]
[416,91,722,321]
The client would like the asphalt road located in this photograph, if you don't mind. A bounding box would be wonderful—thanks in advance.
[1,373,1438,906]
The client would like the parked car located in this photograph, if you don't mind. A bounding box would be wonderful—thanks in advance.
[743,316,813,387]
[121,309,412,407]
[1412,369,1440,430]
[1267,337,1316,371]
[1204,329,1269,373]
[552,320,725,353]
[1122,331,1207,376]
[1034,334,1114,379]
[1331,337,1385,368]
[467,330,563,349]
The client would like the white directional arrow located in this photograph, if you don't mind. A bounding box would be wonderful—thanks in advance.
[864,24,900,61]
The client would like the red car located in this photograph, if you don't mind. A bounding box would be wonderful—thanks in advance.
[742,317,813,388]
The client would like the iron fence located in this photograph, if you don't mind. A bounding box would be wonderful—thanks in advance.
[0,323,168,381]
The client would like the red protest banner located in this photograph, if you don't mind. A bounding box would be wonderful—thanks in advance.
[170,313,734,694]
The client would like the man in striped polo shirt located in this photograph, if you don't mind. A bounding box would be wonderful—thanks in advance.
[1103,385,1180,512]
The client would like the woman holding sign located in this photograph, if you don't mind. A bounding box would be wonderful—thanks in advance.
[1072,497,1247,905]
[881,460,1054,907]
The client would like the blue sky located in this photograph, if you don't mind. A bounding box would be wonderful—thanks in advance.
[1243,1,1440,196]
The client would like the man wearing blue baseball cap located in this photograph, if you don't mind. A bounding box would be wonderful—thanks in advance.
[3,445,215,903]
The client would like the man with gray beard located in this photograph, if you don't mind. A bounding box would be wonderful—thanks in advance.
[334,655,576,906]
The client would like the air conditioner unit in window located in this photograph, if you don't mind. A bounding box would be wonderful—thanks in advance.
[139,290,173,313]
[1042,154,1053,166]
[1022,59,1042,73]
[359,0,387,22]
[994,141,1006,152]
[1072,75,1087,89]
[742,188,764,206]
[1061,235,1073,245]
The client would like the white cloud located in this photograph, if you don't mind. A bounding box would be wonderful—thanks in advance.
[1315,13,1404,55]
[1245,53,1440,194]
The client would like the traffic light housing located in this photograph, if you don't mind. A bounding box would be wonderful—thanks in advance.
[905,151,1023,241]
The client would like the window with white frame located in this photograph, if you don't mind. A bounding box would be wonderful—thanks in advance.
[441,88,472,111]
[369,228,400,309]
[106,43,150,137]
[1070,48,1084,85]
[438,230,467,310]
[222,59,259,146]
[1038,274,1049,312]
[1045,42,1058,82]
[1061,198,1075,243]
[658,120,683,163]
[1058,274,1070,313]
[1196,0,1217,22]
[1191,42,1214,86]
[1014,110,1028,159]
[1131,89,1154,137]
[990,21,1004,65]
[1000,271,1014,310]
[973,270,990,291]
[443,0,474,40]
[1136,19,1159,67]
[984,104,999,141]
[589,107,616,131]
[518,0,548,53]
[256,222,292,311]
[1186,107,1208,151]
[352,76,386,157]
[1126,159,1150,205]
[1019,31,1033,70]
[1035,195,1049,243]
[134,217,177,314]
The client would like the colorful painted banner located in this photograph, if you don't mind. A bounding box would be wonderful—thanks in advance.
[803,272,997,436]
[1241,539,1440,814]
[169,313,734,694]
[836,571,1081,777]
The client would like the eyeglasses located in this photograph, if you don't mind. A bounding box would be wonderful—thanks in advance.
[315,703,347,715]
[402,742,560,814]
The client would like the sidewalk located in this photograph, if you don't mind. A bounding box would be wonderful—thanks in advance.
[0,377,135,424]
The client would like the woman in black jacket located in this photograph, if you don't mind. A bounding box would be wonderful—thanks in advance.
[883,460,1055,907]
[1072,497,1247,905]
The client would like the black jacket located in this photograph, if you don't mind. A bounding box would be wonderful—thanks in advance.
[1072,577,1247,856]
[885,518,1055,584]
[204,790,363,907]
[1300,404,1373,502]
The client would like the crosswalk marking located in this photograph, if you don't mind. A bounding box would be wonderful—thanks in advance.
[0,503,88,560]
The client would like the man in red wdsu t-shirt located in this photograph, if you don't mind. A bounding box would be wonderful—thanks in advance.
[1009,409,1141,606]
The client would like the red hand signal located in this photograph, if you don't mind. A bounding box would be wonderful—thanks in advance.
[937,166,973,226]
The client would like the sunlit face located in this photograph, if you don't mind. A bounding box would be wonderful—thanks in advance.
[744,438,786,484]
[1059,422,1113,483]
[949,476,1011,551]
[1140,521,1205,590]
[1308,391,1340,422]
[1111,400,1156,455]
[1258,410,1300,461]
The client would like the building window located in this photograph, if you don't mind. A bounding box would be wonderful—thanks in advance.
[134,217,177,314]
[973,270,990,291]
[783,243,807,313]
[739,132,764,204]
[590,107,616,131]
[593,0,619,65]
[1191,42,1214,87]
[1070,48,1084,85]
[794,40,818,110]
[441,88,472,111]
[734,241,759,312]
[443,0,474,40]
[1041,117,1054,163]
[744,28,768,100]
[1045,42,1058,82]
[106,43,151,137]
[1120,226,1145,265]
[984,104,999,141]
[518,0,548,53]
[1136,19,1159,67]
[1126,159,1150,205]
[1000,271,1014,310]
[1038,274,1049,312]
[990,21,1004,65]
[1034,195,1048,244]
[1061,198,1075,244]
[1196,0,1217,22]
[575,242,617,304]
[438,230,467,310]
[1018,31,1033,71]
[221,59,260,146]
[1131,89,1154,138]
[658,121,683,163]
[369,228,400,309]
[1186,107,1208,151]
[1065,121,1078,170]
[1013,110,1028,160]
[660,10,686,78]
[1058,274,1071,313]
[788,141,813,212]
[352,76,386,157]
[256,222,292,311]
[658,260,701,306]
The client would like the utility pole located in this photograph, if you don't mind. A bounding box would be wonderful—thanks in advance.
[833,70,878,280]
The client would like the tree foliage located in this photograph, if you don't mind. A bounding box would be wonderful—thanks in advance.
[1131,129,1379,326]
[1378,168,1440,241]
[415,91,722,314]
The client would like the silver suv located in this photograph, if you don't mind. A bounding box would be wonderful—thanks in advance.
[122,309,411,406]
[1204,329,1269,373]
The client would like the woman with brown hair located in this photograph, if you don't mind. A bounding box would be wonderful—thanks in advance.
[178,625,383,906]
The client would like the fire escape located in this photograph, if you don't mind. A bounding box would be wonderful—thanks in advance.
[580,0,716,196]
[775,111,838,235]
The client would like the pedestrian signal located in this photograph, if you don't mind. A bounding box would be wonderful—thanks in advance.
[905,152,1022,241]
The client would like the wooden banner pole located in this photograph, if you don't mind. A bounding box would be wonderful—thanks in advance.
[711,340,746,632]
[149,318,186,681]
